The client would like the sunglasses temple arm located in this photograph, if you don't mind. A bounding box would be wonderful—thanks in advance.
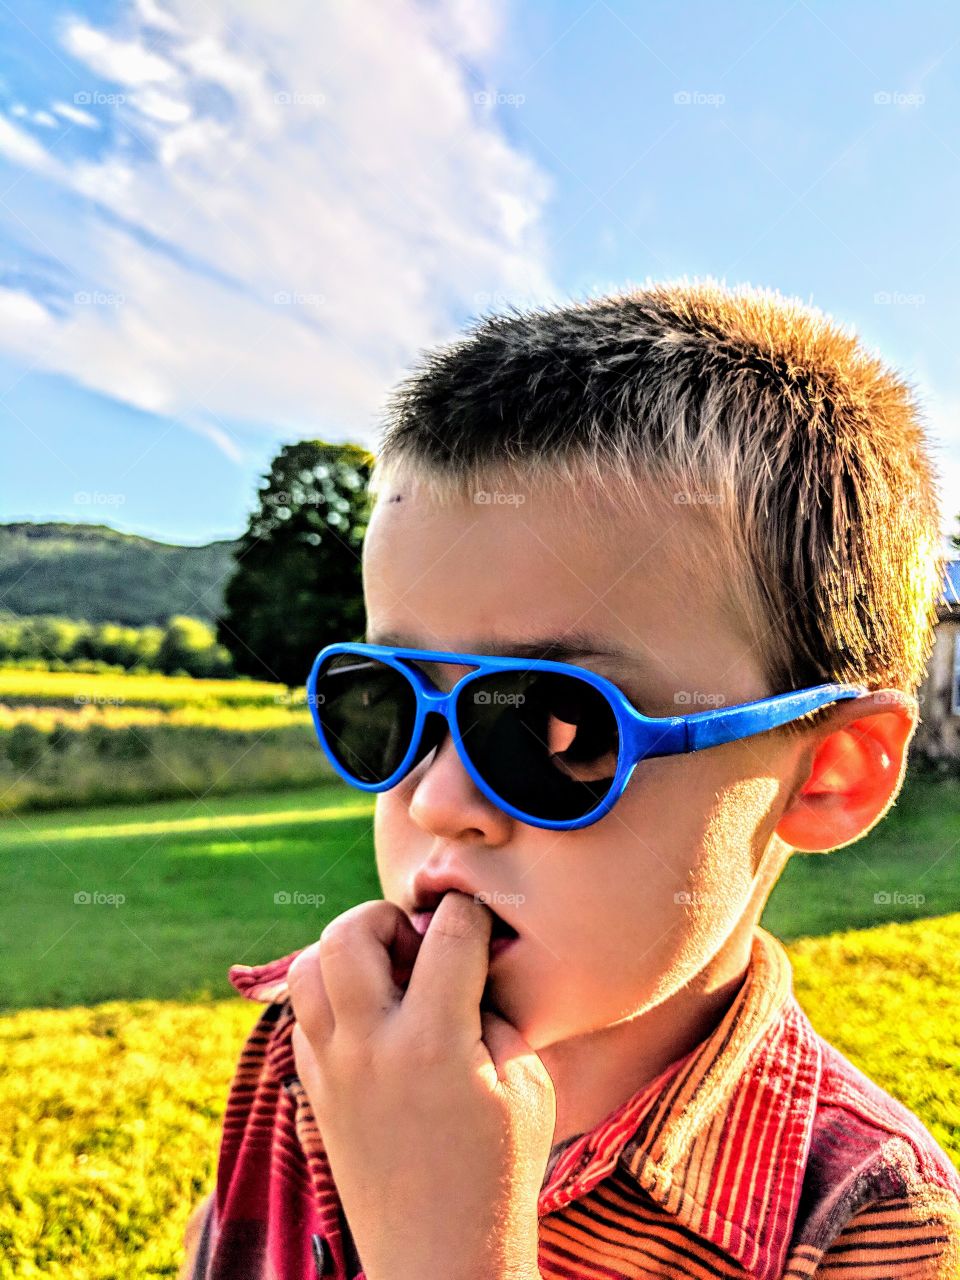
[638,684,866,757]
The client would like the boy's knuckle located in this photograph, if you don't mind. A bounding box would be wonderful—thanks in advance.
[432,918,473,943]
[431,903,481,942]
[286,944,319,992]
[318,914,356,955]
[318,900,396,955]
[406,1028,455,1068]
[336,1035,376,1072]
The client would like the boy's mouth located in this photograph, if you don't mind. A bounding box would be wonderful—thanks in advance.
[409,893,520,959]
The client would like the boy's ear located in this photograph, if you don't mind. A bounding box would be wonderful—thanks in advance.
[774,690,919,853]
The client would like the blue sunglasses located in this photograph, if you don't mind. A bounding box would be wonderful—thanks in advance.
[305,642,867,832]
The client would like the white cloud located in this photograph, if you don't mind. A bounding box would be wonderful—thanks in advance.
[134,0,183,33]
[0,0,554,459]
[52,101,101,128]
[61,20,179,85]
[0,115,66,178]
[0,287,53,332]
[128,86,193,124]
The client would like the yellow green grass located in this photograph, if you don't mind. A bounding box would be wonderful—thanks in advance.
[0,668,302,711]
[0,999,259,1279]
[1,914,958,1279]
[0,668,329,814]
[0,703,310,732]
[0,717,956,1274]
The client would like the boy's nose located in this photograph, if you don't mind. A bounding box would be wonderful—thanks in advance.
[408,709,448,768]
[406,714,512,840]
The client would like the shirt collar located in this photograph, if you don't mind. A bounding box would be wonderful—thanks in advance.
[617,926,822,1280]
[229,924,820,1280]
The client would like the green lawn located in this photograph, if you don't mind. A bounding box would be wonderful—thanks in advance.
[0,768,958,1277]
[762,767,960,939]
[1,915,958,1278]
[0,769,957,1009]
[0,783,378,1010]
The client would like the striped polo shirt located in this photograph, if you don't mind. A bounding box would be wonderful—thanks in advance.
[190,924,960,1279]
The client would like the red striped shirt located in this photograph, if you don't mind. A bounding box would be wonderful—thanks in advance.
[190,925,960,1278]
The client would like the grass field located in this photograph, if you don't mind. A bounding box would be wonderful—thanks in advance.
[0,668,297,710]
[1,914,957,1278]
[0,770,956,1008]
[0,784,378,1008]
[0,667,330,814]
[761,765,960,938]
[0,998,259,1279]
[0,769,958,1277]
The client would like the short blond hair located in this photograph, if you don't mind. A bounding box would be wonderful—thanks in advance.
[370,279,945,719]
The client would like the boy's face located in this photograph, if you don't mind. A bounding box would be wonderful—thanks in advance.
[363,472,807,1051]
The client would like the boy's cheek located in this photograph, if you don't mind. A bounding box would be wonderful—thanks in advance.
[373,792,409,893]
[516,878,761,1043]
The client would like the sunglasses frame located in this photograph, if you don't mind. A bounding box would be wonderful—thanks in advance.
[305,641,868,832]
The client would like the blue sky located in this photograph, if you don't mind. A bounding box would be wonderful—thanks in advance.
[2,0,959,547]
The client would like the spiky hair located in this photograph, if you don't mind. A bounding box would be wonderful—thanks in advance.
[370,278,944,715]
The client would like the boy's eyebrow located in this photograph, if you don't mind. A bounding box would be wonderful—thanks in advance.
[364,628,638,665]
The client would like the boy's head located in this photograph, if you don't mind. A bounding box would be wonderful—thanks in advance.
[360,279,944,1049]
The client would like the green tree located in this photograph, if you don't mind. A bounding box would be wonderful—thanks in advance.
[217,440,374,687]
[157,615,234,678]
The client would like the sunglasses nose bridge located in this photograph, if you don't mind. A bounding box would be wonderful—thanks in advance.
[417,682,456,716]
[410,684,457,764]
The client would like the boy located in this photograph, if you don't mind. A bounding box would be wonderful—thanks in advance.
[181,280,960,1279]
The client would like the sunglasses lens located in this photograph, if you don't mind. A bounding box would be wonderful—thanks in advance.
[313,653,418,783]
[456,669,620,822]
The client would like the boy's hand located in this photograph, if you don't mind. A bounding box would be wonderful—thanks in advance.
[287,892,554,1280]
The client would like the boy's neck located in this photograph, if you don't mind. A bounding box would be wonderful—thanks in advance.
[541,924,755,1151]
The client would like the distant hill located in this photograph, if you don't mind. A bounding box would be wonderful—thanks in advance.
[0,522,240,625]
